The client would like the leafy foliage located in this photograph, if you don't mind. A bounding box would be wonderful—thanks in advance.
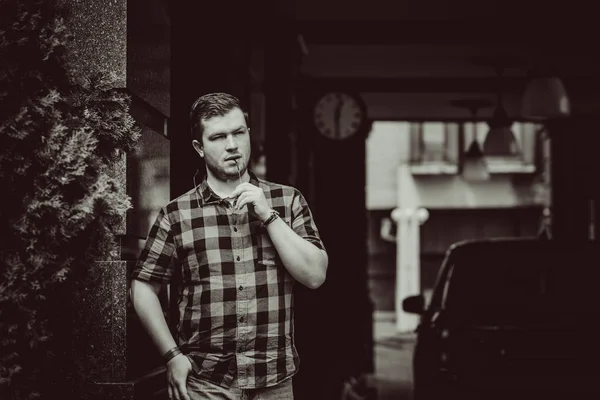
[0,0,141,398]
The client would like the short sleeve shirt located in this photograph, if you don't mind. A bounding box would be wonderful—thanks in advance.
[131,172,325,389]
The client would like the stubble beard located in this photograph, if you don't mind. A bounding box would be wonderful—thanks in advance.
[206,159,247,183]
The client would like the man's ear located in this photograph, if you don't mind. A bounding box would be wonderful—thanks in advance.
[192,139,203,157]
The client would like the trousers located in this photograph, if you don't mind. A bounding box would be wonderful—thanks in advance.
[186,375,294,400]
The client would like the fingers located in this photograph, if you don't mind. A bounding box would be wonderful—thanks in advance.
[231,182,255,198]
[166,355,194,400]
[232,184,269,215]
[235,186,261,208]
[169,376,189,400]
[176,379,191,400]
[235,191,255,210]
[168,378,180,400]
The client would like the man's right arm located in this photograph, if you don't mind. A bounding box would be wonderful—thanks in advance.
[130,279,177,355]
[131,207,191,399]
[130,279,191,400]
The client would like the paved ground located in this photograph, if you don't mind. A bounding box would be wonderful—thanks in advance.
[370,311,415,400]
[366,253,418,400]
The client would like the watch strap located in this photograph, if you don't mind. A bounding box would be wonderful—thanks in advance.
[261,210,279,227]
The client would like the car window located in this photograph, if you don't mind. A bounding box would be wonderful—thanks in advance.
[441,249,600,324]
[426,258,453,312]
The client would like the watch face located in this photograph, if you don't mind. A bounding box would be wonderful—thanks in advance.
[313,92,365,140]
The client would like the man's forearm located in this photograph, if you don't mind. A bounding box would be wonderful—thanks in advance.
[265,217,328,289]
[130,280,178,356]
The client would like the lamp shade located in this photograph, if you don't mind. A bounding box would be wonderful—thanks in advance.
[521,77,571,119]
[484,125,518,155]
[484,104,517,155]
[462,140,489,181]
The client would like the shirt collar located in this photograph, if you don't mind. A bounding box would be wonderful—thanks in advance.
[196,170,261,206]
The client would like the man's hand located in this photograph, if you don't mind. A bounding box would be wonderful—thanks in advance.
[232,182,272,222]
[166,354,192,400]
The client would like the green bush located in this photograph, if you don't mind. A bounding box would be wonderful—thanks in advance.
[0,0,141,398]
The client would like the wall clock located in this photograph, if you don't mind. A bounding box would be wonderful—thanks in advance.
[312,92,367,140]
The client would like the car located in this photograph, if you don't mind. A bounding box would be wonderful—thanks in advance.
[403,237,600,399]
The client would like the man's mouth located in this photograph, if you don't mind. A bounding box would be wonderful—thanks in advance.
[225,156,242,165]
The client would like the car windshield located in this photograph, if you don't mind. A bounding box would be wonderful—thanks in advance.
[444,247,599,324]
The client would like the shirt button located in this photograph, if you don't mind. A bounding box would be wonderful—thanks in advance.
[239,286,243,291]
[239,316,244,323]
[236,256,240,261]
[233,227,238,232]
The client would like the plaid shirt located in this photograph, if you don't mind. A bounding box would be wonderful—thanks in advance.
[131,171,325,389]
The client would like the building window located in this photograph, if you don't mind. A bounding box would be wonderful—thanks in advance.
[463,121,540,173]
[409,122,459,174]
[410,121,542,175]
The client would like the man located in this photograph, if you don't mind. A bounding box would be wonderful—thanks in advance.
[130,92,328,400]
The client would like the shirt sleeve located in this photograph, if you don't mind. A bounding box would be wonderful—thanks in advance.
[130,207,177,284]
[291,189,326,251]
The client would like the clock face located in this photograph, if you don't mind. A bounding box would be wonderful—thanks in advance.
[313,92,365,140]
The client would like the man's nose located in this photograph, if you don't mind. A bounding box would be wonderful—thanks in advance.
[225,134,238,150]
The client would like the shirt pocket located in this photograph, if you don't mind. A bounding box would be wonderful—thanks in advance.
[247,219,278,270]
[258,231,279,265]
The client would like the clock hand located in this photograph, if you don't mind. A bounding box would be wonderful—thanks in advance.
[334,96,343,139]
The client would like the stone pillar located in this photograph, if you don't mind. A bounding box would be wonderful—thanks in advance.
[67,1,168,398]
[69,0,127,88]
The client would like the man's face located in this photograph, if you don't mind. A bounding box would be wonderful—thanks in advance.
[193,108,251,182]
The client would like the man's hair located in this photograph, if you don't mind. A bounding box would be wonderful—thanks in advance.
[189,92,249,141]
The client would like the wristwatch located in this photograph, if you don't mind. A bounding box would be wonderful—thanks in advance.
[261,210,279,228]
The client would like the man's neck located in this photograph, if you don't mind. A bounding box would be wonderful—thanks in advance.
[206,171,250,199]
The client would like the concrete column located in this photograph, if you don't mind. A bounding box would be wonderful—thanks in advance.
[391,207,429,332]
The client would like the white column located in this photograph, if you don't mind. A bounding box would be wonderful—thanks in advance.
[391,207,429,332]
